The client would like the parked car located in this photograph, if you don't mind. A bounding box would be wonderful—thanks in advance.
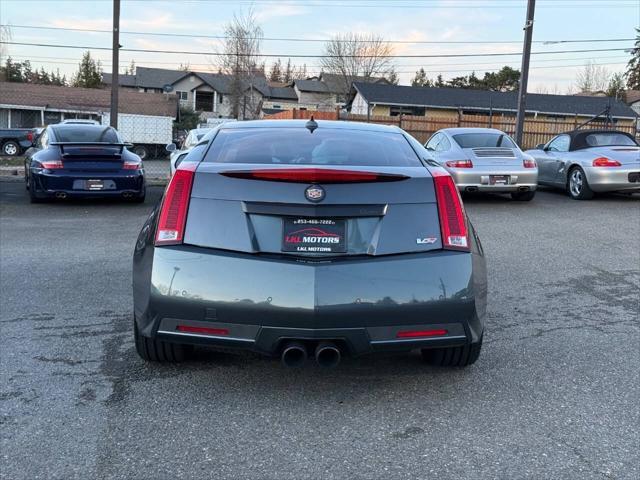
[525,129,640,200]
[166,127,214,176]
[425,127,538,201]
[0,128,36,156]
[133,120,487,368]
[24,123,145,203]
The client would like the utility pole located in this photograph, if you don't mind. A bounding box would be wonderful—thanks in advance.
[514,0,536,146]
[110,0,121,129]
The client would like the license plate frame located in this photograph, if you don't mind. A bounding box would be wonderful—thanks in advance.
[86,179,105,190]
[490,175,510,185]
[282,218,347,253]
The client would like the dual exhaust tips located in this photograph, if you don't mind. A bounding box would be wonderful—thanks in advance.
[281,341,341,368]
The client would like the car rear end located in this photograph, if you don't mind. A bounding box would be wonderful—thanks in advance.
[30,125,144,201]
[582,146,640,193]
[133,121,486,367]
[445,131,537,194]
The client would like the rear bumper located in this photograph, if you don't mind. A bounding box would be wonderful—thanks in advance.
[31,170,145,197]
[449,167,538,192]
[133,245,487,356]
[583,166,640,193]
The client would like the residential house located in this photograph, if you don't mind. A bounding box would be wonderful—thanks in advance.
[103,67,300,119]
[348,82,638,129]
[0,81,177,128]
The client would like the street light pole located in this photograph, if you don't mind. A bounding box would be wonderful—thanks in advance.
[110,0,121,129]
[515,0,536,147]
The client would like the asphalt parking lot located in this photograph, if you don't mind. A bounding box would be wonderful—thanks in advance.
[1,180,638,480]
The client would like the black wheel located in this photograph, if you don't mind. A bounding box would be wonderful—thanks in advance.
[510,190,536,201]
[2,140,20,156]
[134,317,189,362]
[421,335,482,367]
[28,177,44,203]
[133,145,149,161]
[567,167,594,200]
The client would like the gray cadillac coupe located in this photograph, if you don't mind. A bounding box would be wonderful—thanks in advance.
[132,120,487,368]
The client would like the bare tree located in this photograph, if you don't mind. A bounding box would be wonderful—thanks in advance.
[320,33,395,98]
[575,61,610,93]
[216,9,263,119]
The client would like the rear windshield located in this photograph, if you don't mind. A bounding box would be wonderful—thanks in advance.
[204,128,421,166]
[453,133,516,149]
[585,133,637,147]
[52,126,120,143]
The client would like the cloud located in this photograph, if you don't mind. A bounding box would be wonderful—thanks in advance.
[255,4,308,22]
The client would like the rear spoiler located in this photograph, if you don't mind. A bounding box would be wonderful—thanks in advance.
[50,142,131,156]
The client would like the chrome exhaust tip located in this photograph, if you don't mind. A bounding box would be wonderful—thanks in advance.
[281,341,308,368]
[55,192,67,199]
[465,186,478,193]
[315,341,341,368]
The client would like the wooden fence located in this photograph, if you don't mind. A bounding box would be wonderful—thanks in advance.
[263,108,637,149]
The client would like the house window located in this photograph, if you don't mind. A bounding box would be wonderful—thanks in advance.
[176,91,188,101]
[218,94,223,103]
[195,91,214,112]
[390,106,425,116]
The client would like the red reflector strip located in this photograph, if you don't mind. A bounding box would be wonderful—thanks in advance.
[396,329,448,338]
[523,158,537,168]
[431,169,469,251]
[220,168,409,183]
[155,163,197,246]
[40,160,64,169]
[177,325,229,336]
[123,161,141,170]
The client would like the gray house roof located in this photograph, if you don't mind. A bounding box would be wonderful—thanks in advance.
[294,79,329,93]
[101,73,137,87]
[350,82,638,119]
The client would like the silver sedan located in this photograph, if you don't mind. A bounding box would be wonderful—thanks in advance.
[525,130,640,200]
[425,128,538,201]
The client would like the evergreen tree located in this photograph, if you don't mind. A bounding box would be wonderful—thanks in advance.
[411,68,432,87]
[38,67,51,85]
[606,72,625,99]
[4,57,23,82]
[626,27,640,89]
[22,60,34,83]
[434,74,445,87]
[386,67,399,85]
[269,59,283,82]
[283,59,293,83]
[72,51,103,88]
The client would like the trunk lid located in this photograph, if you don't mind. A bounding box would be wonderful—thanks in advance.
[55,143,125,172]
[184,164,442,256]
[585,146,640,166]
[464,147,523,167]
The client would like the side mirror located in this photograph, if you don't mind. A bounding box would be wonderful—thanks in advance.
[535,143,545,150]
[425,145,435,151]
[165,143,177,152]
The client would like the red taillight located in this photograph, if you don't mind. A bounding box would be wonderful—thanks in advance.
[27,131,34,142]
[155,163,196,246]
[396,329,448,338]
[592,157,621,167]
[123,161,142,170]
[432,169,469,251]
[176,325,229,336]
[523,158,536,168]
[220,168,409,183]
[40,160,64,169]
[445,160,473,168]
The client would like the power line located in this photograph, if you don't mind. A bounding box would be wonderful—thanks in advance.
[1,24,634,45]
[0,41,632,59]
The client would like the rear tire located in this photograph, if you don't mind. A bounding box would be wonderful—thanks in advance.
[510,190,536,201]
[28,177,44,203]
[133,145,149,161]
[134,317,190,362]
[421,336,482,367]
[567,167,594,200]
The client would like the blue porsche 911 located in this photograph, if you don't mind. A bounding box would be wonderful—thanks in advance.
[24,123,145,203]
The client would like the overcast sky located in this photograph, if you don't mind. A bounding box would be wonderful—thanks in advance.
[0,0,637,92]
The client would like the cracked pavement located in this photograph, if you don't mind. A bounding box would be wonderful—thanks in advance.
[1,181,638,479]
